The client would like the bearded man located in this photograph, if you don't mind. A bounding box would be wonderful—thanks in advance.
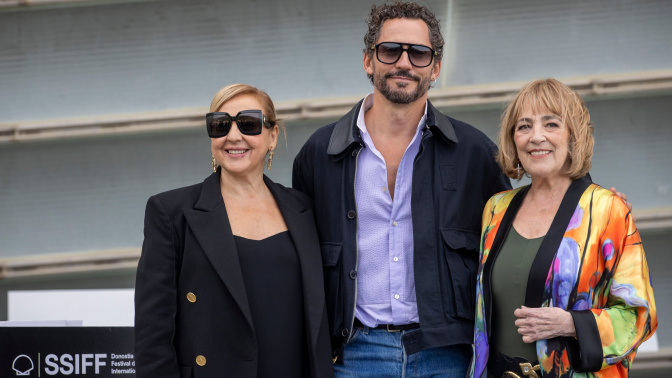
[293,2,511,376]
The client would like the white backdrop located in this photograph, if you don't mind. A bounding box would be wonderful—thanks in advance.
[8,289,134,327]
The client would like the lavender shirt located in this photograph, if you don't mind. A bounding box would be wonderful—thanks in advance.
[354,94,426,327]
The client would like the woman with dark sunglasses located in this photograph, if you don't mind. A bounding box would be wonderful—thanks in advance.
[135,84,333,378]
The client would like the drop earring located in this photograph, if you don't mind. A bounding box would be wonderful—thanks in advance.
[267,149,274,171]
[212,155,217,172]
[517,161,523,179]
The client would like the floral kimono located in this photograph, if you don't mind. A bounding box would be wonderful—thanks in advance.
[470,175,657,377]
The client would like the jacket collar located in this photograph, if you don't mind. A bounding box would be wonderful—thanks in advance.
[326,98,459,156]
[193,171,225,211]
[426,100,459,144]
[183,172,255,330]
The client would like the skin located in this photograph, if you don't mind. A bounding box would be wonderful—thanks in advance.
[514,306,577,343]
[511,104,577,342]
[513,106,572,239]
[211,94,278,180]
[211,94,286,240]
[362,18,440,200]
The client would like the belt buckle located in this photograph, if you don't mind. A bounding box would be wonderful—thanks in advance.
[386,324,400,332]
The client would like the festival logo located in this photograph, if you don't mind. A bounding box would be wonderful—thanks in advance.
[12,355,34,376]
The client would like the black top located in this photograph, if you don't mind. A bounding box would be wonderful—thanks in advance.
[235,231,306,378]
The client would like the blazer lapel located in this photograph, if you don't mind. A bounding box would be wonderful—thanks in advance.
[482,185,529,334]
[183,172,253,329]
[265,176,325,354]
[524,174,592,308]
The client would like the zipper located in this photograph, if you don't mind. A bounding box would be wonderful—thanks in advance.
[347,143,363,341]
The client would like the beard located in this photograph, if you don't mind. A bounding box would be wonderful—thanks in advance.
[374,68,431,104]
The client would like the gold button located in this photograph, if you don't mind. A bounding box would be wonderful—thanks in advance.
[196,355,206,366]
[187,292,196,303]
[392,221,397,227]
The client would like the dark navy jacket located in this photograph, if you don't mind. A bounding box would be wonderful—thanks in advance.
[292,99,511,361]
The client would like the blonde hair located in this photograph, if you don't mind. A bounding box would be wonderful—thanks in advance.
[209,84,286,138]
[497,78,594,180]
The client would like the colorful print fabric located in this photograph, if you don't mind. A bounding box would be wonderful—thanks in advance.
[470,184,657,377]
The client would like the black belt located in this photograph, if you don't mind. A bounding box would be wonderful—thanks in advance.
[353,318,419,332]
[487,350,541,378]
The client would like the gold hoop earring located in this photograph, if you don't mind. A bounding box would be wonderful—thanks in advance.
[267,149,274,171]
[212,155,217,172]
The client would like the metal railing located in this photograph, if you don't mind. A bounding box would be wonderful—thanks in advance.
[2,69,672,144]
[2,207,671,280]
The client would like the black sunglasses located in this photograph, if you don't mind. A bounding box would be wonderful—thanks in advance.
[371,42,437,68]
[206,110,272,138]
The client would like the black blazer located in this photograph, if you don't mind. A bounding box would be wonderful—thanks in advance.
[135,172,333,378]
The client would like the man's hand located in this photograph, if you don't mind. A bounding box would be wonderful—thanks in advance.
[609,187,634,217]
[514,306,575,343]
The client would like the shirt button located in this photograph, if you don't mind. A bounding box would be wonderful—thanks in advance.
[349,270,357,279]
[392,221,397,227]
[347,210,356,219]
[394,294,400,300]
[393,257,399,262]
[383,187,387,192]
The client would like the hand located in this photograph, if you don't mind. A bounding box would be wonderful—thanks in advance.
[609,187,634,218]
[514,306,576,343]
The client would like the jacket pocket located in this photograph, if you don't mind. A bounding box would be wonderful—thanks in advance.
[320,242,342,335]
[320,242,342,267]
[439,165,457,191]
[441,228,479,320]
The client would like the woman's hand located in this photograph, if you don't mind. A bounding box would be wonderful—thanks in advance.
[514,306,576,343]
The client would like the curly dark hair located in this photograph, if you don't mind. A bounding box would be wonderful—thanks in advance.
[364,2,444,77]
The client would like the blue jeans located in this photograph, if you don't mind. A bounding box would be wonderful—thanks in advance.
[334,326,471,378]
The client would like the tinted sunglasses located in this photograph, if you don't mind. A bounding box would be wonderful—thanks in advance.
[371,42,437,68]
[206,110,272,138]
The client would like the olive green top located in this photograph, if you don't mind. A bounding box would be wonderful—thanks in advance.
[491,226,543,361]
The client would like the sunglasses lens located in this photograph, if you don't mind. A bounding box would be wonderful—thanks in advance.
[377,42,403,64]
[207,114,232,137]
[376,42,434,67]
[206,110,267,137]
[408,45,433,67]
[236,113,264,135]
